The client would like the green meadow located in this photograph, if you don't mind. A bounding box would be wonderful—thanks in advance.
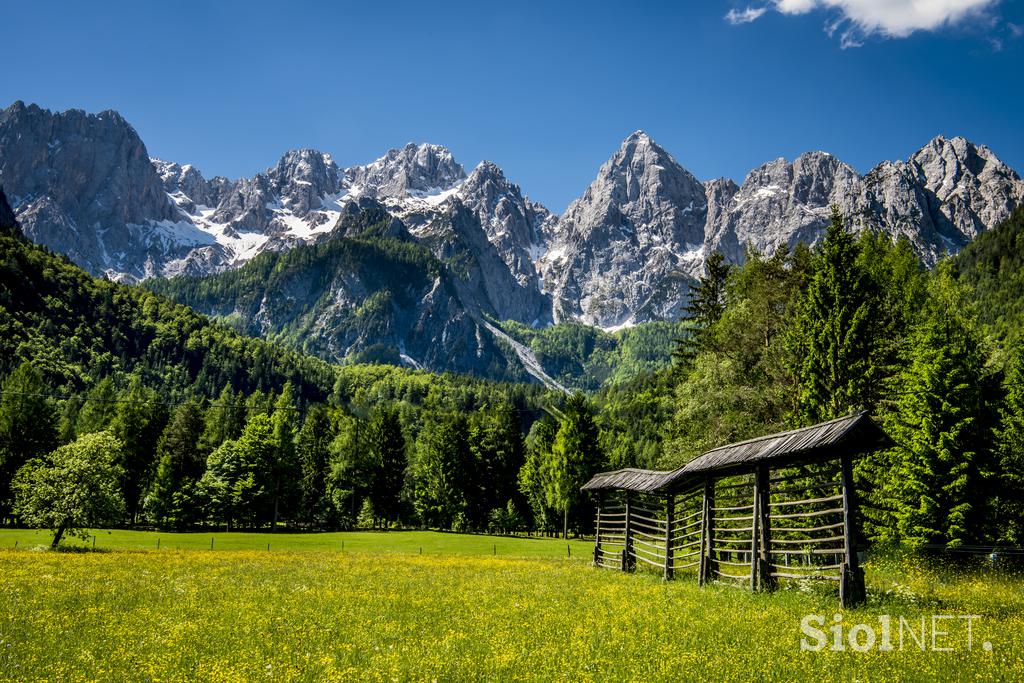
[0,528,590,558]
[1,534,1021,682]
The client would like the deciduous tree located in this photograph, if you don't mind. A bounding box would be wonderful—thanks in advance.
[12,431,125,548]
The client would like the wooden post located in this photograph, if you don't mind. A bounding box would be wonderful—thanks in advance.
[664,493,675,581]
[749,474,760,591]
[840,454,866,607]
[699,477,715,586]
[756,464,775,591]
[621,492,634,572]
[593,491,602,567]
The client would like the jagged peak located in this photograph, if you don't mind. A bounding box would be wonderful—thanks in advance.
[464,160,510,188]
[346,141,466,197]
[624,130,653,144]
[274,148,335,168]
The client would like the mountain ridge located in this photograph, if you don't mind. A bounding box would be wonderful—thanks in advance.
[2,101,1022,380]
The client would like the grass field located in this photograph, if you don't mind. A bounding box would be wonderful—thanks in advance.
[1,534,1022,681]
[0,527,591,558]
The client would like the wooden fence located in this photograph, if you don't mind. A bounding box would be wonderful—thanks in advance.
[591,454,866,607]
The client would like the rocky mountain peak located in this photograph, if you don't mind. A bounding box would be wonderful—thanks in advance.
[461,160,518,203]
[542,132,709,327]
[154,159,220,211]
[268,148,341,216]
[0,101,178,277]
[348,142,466,198]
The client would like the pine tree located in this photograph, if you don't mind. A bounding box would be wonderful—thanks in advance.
[296,404,334,527]
[109,378,168,524]
[269,383,299,529]
[0,362,58,518]
[673,251,730,370]
[200,413,276,529]
[519,417,559,533]
[146,400,206,529]
[879,266,999,548]
[411,415,471,529]
[471,403,525,522]
[996,348,1024,543]
[790,207,878,422]
[365,407,407,528]
[200,383,245,452]
[76,378,118,435]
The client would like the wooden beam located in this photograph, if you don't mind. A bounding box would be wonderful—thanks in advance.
[756,464,775,591]
[839,454,866,607]
[699,477,715,586]
[664,493,675,581]
[621,492,634,573]
[749,474,760,591]
[593,491,602,567]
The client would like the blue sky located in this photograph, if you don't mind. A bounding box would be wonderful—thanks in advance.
[3,1,1022,212]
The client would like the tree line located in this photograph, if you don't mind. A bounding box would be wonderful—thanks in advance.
[667,206,1024,548]
[0,366,606,544]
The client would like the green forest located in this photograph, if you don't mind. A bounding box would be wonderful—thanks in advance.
[2,199,1023,550]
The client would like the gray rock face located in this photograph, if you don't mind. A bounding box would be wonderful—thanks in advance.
[854,136,1024,263]
[542,133,1023,329]
[347,143,465,198]
[541,131,709,327]
[204,148,342,235]
[153,159,227,212]
[707,151,863,261]
[0,101,186,279]
[450,161,554,323]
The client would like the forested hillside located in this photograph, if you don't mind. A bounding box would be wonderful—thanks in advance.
[954,206,1024,346]
[501,320,688,390]
[2,188,1023,550]
[0,228,336,401]
[0,195,574,535]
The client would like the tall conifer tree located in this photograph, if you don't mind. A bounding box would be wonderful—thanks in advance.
[879,267,998,547]
[790,207,877,422]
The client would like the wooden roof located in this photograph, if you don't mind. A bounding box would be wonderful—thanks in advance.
[581,468,673,493]
[582,412,890,493]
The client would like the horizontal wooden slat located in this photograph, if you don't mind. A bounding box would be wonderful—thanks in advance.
[712,511,753,524]
[769,562,844,571]
[675,509,704,523]
[771,521,845,533]
[713,569,749,580]
[770,507,844,520]
[768,547,844,556]
[634,537,667,552]
[716,559,752,567]
[768,494,843,508]
[671,561,699,570]
[770,572,840,581]
[711,526,754,534]
[770,470,839,485]
[768,482,841,496]
[770,535,845,545]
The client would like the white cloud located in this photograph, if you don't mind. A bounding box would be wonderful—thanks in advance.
[772,0,999,38]
[725,6,769,25]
